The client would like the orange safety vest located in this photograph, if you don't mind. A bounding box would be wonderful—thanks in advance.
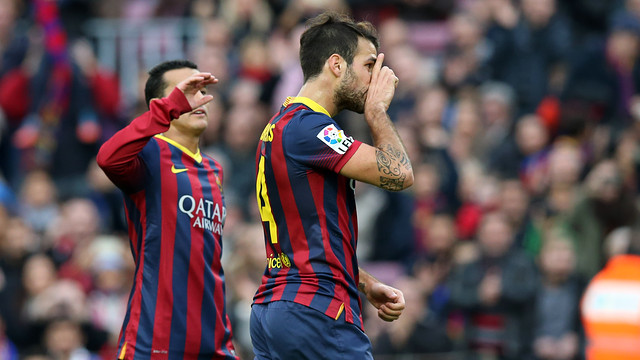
[581,255,640,360]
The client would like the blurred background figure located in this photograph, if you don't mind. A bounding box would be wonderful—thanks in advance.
[84,235,130,359]
[370,276,453,357]
[449,211,538,360]
[18,170,59,235]
[0,314,18,360]
[42,316,100,360]
[564,159,637,280]
[532,233,584,360]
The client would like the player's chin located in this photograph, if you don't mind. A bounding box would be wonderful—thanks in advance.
[188,121,208,134]
[189,115,209,126]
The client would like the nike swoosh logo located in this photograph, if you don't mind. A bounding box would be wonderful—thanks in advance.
[171,165,188,174]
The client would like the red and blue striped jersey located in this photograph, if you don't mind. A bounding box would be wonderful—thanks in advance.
[252,96,365,328]
[97,88,238,360]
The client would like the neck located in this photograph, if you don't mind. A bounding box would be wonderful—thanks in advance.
[163,128,200,154]
[296,79,339,117]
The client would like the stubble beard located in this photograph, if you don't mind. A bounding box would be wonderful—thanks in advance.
[334,67,367,114]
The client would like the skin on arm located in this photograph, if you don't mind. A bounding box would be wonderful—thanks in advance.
[170,72,218,110]
[358,267,405,322]
[340,53,414,191]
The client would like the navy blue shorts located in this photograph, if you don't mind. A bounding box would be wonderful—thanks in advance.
[250,301,373,360]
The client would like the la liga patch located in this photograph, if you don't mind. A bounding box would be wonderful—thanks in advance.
[316,125,354,154]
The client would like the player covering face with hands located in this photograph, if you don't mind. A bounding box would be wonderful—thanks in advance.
[250,12,413,360]
[97,60,239,360]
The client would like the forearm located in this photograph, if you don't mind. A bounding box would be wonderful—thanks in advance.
[358,266,406,322]
[97,88,191,190]
[358,267,379,295]
[365,110,413,191]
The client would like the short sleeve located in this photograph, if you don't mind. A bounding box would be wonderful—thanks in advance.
[283,110,362,173]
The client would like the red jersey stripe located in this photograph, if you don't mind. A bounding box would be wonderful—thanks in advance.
[307,171,346,314]
[150,140,178,353]
[336,175,356,325]
[122,190,147,359]
[183,153,204,359]
[271,112,319,305]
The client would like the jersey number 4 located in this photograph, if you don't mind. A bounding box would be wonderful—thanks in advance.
[256,156,278,243]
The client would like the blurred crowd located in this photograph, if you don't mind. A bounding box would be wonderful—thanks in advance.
[1,0,640,359]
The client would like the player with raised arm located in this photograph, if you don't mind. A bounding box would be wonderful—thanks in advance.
[250,12,414,359]
[97,60,239,360]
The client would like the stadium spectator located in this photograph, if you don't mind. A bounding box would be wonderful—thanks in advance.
[41,316,100,360]
[497,178,542,254]
[0,314,18,360]
[489,113,550,181]
[485,0,572,113]
[413,212,459,323]
[371,276,453,356]
[0,0,28,185]
[18,170,59,235]
[564,11,640,132]
[84,235,131,357]
[449,211,538,359]
[477,81,517,162]
[532,233,584,360]
[564,159,638,279]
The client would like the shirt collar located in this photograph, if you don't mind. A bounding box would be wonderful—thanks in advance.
[155,134,202,163]
[283,96,331,117]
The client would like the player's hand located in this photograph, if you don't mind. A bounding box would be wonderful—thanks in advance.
[479,268,501,305]
[365,282,405,322]
[176,72,218,110]
[364,53,398,118]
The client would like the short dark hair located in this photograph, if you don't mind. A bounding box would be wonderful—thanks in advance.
[144,59,198,107]
[299,12,379,83]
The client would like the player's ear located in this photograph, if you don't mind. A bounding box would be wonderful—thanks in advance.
[327,54,343,78]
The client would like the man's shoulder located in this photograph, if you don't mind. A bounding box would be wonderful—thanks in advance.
[138,136,162,156]
[283,105,331,124]
[282,106,334,134]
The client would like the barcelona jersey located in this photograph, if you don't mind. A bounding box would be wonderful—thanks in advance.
[252,96,365,328]
[97,88,237,360]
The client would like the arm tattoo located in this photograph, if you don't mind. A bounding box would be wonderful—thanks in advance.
[375,148,402,177]
[376,146,408,190]
[380,174,406,191]
[383,144,412,171]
